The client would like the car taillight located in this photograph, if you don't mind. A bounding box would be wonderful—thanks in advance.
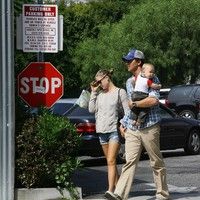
[165,99,169,107]
[76,122,96,134]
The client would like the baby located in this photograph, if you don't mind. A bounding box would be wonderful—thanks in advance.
[131,63,161,126]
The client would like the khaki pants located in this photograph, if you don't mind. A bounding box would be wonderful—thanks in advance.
[115,124,169,200]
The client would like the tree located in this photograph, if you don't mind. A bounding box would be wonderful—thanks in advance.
[15,0,136,97]
[74,0,200,88]
[44,0,138,95]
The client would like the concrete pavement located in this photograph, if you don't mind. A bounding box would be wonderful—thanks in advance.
[83,183,200,199]
[75,154,200,200]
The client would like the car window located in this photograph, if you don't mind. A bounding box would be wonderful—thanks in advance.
[159,107,173,119]
[159,91,169,99]
[168,86,192,100]
[51,103,74,115]
[52,102,94,117]
[194,87,200,100]
[69,106,94,117]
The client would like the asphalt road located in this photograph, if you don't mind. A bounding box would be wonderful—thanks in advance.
[72,149,200,200]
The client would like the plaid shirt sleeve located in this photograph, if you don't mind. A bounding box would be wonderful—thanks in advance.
[126,76,134,100]
[120,76,135,128]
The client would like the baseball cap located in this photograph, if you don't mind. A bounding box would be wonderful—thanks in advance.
[122,49,145,62]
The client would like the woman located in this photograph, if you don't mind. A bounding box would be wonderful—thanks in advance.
[88,69,128,198]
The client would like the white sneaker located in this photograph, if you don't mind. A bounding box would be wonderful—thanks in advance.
[104,191,122,200]
[156,194,171,200]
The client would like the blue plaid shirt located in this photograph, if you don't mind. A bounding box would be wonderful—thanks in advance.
[121,75,161,130]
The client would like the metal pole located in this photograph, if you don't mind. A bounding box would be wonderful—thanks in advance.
[37,0,44,62]
[0,0,15,199]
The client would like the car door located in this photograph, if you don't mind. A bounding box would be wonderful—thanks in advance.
[159,106,187,150]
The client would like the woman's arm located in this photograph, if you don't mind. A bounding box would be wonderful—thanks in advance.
[88,83,101,113]
[88,91,98,113]
[120,89,129,114]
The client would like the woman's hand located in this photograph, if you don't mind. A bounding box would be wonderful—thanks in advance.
[90,84,101,92]
[90,81,101,92]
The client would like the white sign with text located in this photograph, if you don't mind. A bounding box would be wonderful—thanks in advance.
[23,4,58,53]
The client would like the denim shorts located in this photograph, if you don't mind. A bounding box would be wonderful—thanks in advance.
[98,131,120,145]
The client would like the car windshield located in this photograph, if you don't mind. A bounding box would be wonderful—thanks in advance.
[51,102,94,117]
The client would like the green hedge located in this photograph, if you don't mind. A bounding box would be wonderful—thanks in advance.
[15,109,81,199]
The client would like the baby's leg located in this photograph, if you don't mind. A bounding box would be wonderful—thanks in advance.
[131,108,140,125]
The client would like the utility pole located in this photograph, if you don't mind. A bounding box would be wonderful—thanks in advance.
[0,0,15,199]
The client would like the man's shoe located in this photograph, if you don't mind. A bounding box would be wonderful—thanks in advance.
[104,191,122,200]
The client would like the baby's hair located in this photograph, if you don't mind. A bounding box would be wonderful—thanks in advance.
[142,63,155,71]
[95,69,114,78]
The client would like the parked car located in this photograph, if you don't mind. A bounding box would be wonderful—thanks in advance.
[159,88,171,104]
[165,84,200,119]
[51,98,200,161]
[159,104,200,155]
[50,98,103,157]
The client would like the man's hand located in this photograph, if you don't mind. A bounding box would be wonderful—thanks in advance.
[119,124,127,138]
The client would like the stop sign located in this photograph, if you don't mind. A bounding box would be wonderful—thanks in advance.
[18,62,64,108]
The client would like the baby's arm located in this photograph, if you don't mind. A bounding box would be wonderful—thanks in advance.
[147,79,162,90]
[151,82,162,90]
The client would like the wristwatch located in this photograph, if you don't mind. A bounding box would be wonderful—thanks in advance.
[132,102,137,107]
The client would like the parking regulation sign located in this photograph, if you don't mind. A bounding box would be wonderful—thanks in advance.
[23,4,58,53]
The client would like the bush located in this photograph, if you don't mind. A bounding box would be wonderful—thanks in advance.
[15,109,82,199]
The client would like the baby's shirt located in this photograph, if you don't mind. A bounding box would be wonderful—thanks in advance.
[134,73,152,94]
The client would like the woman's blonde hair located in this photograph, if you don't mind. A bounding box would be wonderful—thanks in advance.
[95,69,114,79]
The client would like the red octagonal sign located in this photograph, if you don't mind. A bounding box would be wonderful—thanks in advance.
[18,62,64,108]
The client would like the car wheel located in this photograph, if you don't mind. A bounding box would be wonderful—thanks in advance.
[184,129,200,155]
[117,143,126,163]
[178,109,196,119]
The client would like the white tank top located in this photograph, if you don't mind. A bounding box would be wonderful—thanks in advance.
[134,74,151,93]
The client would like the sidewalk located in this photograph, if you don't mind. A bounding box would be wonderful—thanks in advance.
[83,184,200,200]
[84,192,200,200]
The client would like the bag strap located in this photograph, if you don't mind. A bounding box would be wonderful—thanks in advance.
[118,88,124,115]
[118,88,121,105]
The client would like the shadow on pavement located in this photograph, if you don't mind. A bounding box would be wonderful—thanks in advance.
[80,150,188,167]
[80,157,107,167]
[72,167,108,198]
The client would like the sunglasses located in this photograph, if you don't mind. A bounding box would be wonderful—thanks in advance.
[96,74,107,83]
[91,74,108,87]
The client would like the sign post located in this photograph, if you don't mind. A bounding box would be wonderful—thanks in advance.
[18,62,64,108]
[0,0,15,199]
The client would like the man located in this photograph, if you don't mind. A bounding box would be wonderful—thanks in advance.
[105,49,170,200]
